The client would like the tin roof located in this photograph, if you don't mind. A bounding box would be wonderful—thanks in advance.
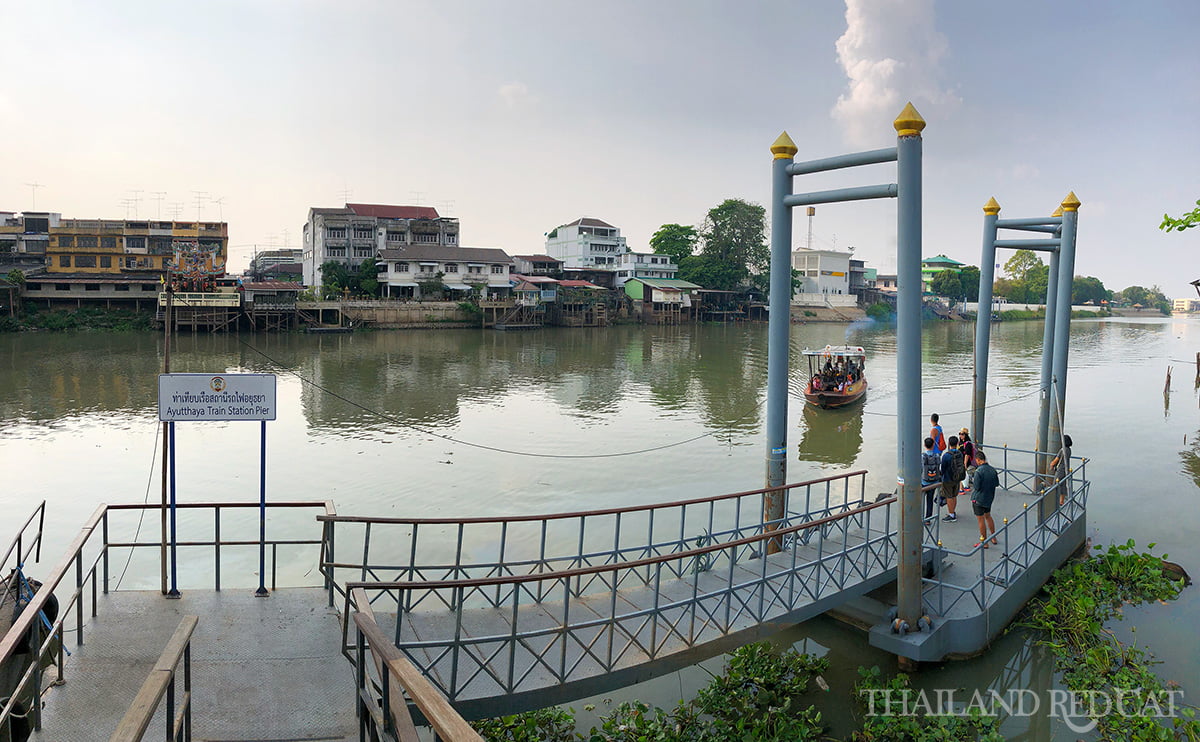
[346,203,441,220]
[626,277,701,290]
[378,246,512,263]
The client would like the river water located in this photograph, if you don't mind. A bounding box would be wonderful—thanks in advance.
[2,316,1198,738]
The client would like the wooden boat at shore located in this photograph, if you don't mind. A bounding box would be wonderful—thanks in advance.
[802,345,867,409]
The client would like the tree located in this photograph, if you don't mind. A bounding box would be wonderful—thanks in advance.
[416,271,446,300]
[1160,199,1200,232]
[1071,276,1110,305]
[1003,250,1044,282]
[930,270,964,299]
[650,224,698,265]
[677,255,746,292]
[320,260,352,299]
[992,277,1016,301]
[1119,285,1151,307]
[356,258,380,297]
[700,199,768,276]
[1024,263,1051,304]
[959,266,981,302]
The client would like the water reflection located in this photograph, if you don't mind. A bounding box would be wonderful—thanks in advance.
[797,402,864,466]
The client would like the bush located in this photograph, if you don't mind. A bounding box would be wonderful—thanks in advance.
[865,303,894,321]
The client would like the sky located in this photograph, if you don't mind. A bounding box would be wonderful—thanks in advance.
[2,0,1197,295]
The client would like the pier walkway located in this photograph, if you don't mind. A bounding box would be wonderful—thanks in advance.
[324,447,1089,719]
[2,447,1088,736]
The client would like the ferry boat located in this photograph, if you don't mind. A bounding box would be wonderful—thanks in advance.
[802,345,867,409]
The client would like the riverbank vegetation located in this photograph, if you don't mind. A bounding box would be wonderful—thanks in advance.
[471,641,1001,741]
[0,306,156,332]
[1020,540,1196,740]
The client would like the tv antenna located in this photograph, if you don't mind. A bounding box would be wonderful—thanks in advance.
[127,189,142,218]
[338,184,352,204]
[191,191,208,221]
[150,191,166,220]
[24,182,44,211]
[437,200,456,214]
[409,190,426,206]
[119,198,136,219]
[211,196,225,221]
[168,202,184,221]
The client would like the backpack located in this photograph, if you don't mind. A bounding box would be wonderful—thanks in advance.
[950,448,966,483]
[922,450,941,481]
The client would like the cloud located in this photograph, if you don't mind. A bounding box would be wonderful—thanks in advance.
[498,81,537,110]
[832,0,959,147]
[1009,163,1041,181]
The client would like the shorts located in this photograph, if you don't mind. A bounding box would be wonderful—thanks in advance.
[972,502,991,516]
[941,481,958,500]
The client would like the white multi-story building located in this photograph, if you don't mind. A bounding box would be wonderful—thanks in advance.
[0,211,59,269]
[791,248,851,294]
[614,251,677,287]
[544,217,628,269]
[376,245,512,300]
[302,203,459,287]
[1173,297,1200,313]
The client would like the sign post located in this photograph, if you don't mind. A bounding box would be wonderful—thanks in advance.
[158,373,278,597]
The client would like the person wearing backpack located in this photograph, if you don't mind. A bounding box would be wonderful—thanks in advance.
[929,413,946,455]
[920,436,941,520]
[939,435,965,522]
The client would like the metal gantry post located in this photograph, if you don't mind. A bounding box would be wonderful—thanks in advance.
[971,199,1000,447]
[894,103,926,626]
[764,133,798,551]
[1047,193,1081,476]
[1036,217,1061,523]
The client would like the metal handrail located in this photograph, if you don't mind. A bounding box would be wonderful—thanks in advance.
[350,589,482,742]
[920,453,1089,617]
[350,495,893,594]
[345,496,901,702]
[0,500,335,734]
[109,615,197,742]
[0,501,46,607]
[320,472,872,603]
[319,470,868,526]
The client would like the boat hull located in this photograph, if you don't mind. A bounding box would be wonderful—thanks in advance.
[804,380,867,409]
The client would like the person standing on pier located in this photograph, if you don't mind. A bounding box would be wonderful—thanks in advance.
[929,413,946,454]
[921,437,941,521]
[971,450,1000,547]
[1050,434,1074,506]
[958,427,976,495]
[940,435,965,522]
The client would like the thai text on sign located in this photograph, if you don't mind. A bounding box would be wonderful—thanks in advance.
[159,373,277,421]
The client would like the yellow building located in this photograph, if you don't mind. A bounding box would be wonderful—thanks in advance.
[47,219,228,277]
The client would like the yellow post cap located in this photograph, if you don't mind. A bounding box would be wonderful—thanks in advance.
[1061,191,1081,212]
[893,102,926,137]
[771,132,798,160]
[1051,207,1063,217]
[983,197,1001,215]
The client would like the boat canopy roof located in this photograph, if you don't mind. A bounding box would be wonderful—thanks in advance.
[801,344,866,358]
